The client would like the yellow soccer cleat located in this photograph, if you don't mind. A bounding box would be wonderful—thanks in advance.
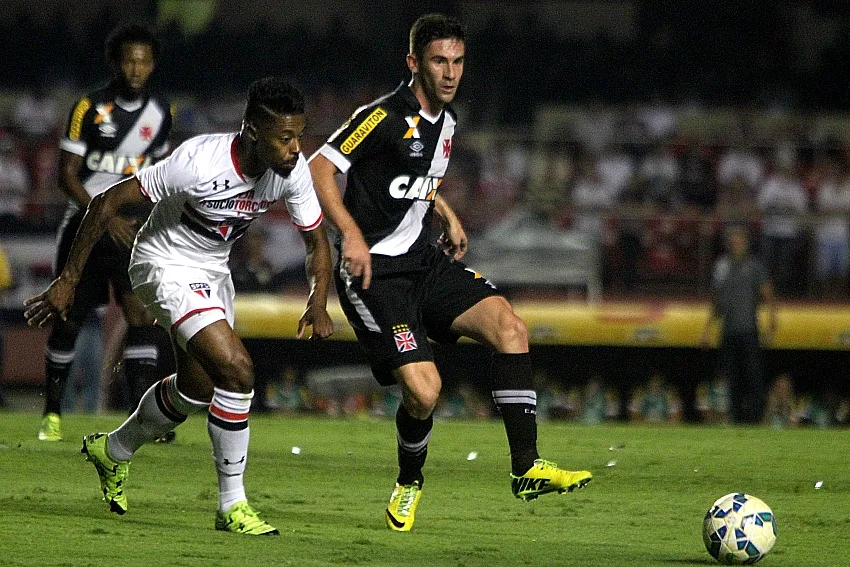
[81,433,130,514]
[38,413,62,441]
[385,481,422,532]
[511,459,592,501]
[215,502,280,536]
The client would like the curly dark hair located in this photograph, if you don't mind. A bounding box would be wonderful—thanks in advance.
[105,23,160,65]
[409,13,465,62]
[245,77,305,125]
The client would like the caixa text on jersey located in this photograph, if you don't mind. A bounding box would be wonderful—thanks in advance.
[388,175,441,201]
[86,151,152,175]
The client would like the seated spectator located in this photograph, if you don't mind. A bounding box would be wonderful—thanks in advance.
[835,397,850,426]
[763,372,798,428]
[696,374,731,425]
[796,389,838,428]
[533,370,576,421]
[578,375,620,425]
[264,365,306,413]
[628,372,682,424]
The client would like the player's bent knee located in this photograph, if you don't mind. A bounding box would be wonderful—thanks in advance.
[405,389,439,419]
[494,310,529,351]
[213,351,254,393]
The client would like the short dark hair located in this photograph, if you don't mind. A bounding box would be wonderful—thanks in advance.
[105,23,160,65]
[409,13,465,62]
[245,77,305,126]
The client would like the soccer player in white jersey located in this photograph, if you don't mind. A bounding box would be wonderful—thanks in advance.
[25,77,333,535]
[309,14,591,532]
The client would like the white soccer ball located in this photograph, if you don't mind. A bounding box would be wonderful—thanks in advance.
[702,493,777,564]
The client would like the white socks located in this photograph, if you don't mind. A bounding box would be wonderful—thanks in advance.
[105,379,255,514]
[107,375,207,462]
[207,387,253,512]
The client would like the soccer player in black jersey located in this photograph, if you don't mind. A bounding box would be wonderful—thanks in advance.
[309,13,592,531]
[37,24,175,441]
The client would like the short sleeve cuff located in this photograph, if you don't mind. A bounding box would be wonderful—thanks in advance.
[315,144,351,174]
[59,138,86,156]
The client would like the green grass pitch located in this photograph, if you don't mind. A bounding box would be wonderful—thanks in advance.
[1,412,847,566]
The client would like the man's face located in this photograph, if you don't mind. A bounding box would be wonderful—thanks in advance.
[117,42,155,95]
[411,38,465,108]
[254,114,306,177]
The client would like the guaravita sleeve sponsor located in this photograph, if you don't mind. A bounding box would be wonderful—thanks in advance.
[59,96,93,156]
[322,104,391,170]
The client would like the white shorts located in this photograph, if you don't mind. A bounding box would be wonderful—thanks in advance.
[129,261,234,350]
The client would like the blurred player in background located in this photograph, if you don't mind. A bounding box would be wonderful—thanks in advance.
[309,13,591,532]
[37,23,175,441]
[25,77,334,535]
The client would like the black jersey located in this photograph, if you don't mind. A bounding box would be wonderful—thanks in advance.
[317,82,456,274]
[59,81,172,200]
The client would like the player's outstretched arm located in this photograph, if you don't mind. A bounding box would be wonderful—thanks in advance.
[308,153,372,288]
[297,223,334,340]
[434,194,468,260]
[24,176,148,327]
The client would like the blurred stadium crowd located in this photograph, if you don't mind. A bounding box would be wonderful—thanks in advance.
[4,2,850,300]
[5,91,850,300]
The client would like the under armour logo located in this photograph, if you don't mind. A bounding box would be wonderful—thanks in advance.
[223,456,245,466]
[212,179,231,190]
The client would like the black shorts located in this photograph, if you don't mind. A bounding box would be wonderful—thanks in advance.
[335,246,500,386]
[56,209,134,325]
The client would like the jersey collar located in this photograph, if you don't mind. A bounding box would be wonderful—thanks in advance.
[401,80,446,124]
[230,135,247,181]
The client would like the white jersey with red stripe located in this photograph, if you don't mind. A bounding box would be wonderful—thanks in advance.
[132,132,322,272]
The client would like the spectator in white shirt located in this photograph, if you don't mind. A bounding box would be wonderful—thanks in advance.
[757,162,808,296]
[813,159,850,297]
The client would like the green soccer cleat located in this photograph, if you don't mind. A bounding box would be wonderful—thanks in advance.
[385,481,422,532]
[81,433,129,515]
[215,502,280,535]
[511,459,592,502]
[38,413,62,441]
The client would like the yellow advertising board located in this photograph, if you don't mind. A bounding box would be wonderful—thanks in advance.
[234,296,850,350]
